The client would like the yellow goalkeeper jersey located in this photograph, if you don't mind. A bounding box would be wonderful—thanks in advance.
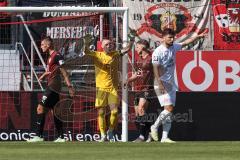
[85,50,120,89]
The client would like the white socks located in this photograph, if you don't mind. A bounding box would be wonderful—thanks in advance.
[151,109,172,140]
[162,116,172,140]
[152,109,172,129]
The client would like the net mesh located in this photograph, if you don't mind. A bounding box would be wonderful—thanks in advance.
[0,10,127,141]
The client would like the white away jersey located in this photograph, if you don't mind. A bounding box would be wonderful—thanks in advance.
[152,43,182,89]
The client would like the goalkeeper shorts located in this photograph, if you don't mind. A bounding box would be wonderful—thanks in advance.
[95,87,119,107]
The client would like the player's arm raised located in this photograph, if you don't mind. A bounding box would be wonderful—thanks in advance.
[117,28,136,57]
[83,34,96,56]
[119,41,134,56]
[180,31,207,48]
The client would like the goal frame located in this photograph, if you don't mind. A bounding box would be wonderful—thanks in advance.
[0,6,129,142]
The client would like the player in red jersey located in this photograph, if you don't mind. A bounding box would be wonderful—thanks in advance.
[27,37,74,142]
[124,39,154,142]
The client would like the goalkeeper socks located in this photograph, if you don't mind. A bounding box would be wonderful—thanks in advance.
[36,113,46,137]
[152,109,172,129]
[109,109,118,131]
[98,111,106,136]
[162,116,172,140]
[54,115,64,138]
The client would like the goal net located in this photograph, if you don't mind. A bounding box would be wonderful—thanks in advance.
[0,7,129,142]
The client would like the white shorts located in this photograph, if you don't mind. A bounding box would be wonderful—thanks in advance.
[154,85,176,106]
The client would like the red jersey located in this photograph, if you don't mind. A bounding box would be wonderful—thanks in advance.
[47,51,64,92]
[134,54,154,91]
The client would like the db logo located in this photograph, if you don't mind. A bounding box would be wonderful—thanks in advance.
[176,51,240,92]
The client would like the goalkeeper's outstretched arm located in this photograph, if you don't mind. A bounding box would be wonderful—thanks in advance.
[83,34,96,56]
[83,34,133,57]
[118,41,134,56]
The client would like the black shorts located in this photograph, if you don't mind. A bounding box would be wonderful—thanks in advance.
[39,87,60,108]
[134,90,154,106]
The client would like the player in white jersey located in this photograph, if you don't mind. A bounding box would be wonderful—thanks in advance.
[150,28,206,143]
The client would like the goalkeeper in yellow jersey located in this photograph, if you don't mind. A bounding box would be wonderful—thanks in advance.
[84,35,131,142]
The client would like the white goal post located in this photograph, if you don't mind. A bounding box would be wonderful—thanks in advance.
[0,6,129,142]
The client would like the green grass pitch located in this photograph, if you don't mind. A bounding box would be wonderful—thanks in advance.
[0,142,240,160]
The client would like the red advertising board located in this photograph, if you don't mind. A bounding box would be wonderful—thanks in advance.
[176,51,240,92]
